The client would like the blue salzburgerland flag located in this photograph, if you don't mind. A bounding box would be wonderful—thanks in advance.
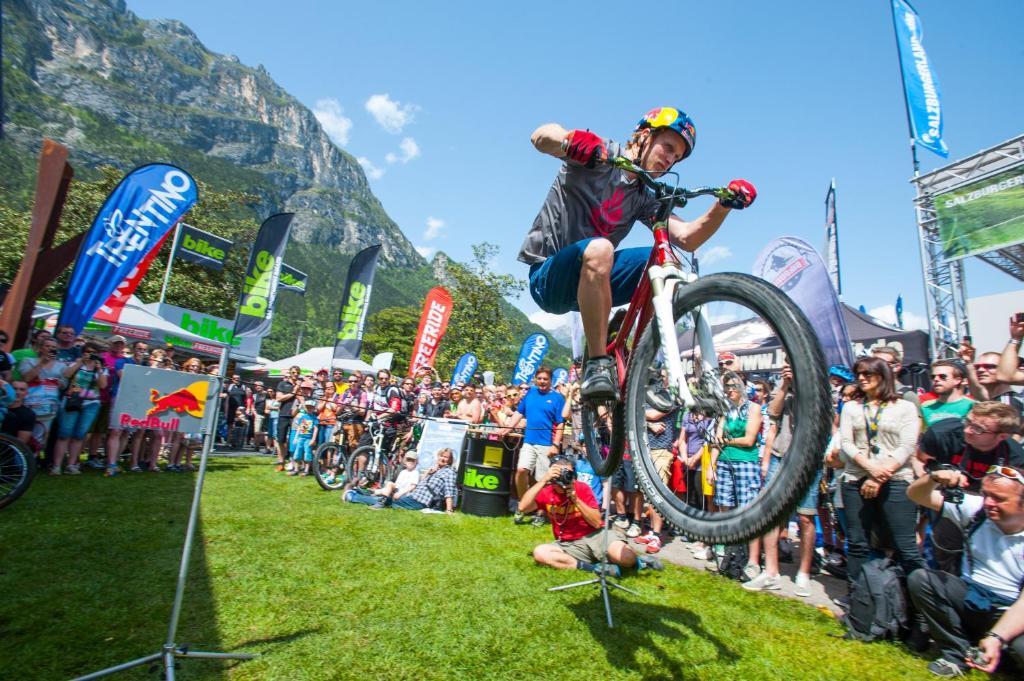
[891,0,948,158]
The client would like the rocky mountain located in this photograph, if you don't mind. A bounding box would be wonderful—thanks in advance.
[1,0,421,267]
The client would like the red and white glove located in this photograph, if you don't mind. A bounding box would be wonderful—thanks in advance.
[720,179,757,210]
[562,129,607,168]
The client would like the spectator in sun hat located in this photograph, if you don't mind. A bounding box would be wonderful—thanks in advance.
[718,351,740,374]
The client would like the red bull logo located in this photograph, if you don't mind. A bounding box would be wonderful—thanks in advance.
[146,380,208,418]
[119,413,181,430]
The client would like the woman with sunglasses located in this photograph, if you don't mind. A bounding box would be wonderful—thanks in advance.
[167,358,205,472]
[839,355,924,592]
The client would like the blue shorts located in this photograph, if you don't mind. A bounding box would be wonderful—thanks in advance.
[764,454,821,515]
[529,238,650,314]
[714,459,761,508]
[292,437,314,462]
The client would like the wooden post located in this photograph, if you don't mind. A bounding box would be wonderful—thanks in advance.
[0,139,80,348]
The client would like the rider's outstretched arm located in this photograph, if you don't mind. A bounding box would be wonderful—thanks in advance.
[531,124,570,158]
[666,208,731,253]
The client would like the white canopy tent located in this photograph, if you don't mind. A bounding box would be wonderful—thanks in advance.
[238,346,392,376]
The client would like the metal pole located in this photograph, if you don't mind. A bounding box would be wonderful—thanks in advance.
[158,222,183,305]
[295,321,305,355]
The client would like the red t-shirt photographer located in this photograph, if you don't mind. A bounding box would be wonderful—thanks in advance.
[534,481,601,541]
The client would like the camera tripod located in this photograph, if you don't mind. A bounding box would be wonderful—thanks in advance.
[548,479,639,628]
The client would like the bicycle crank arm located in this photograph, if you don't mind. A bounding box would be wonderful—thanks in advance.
[648,265,696,409]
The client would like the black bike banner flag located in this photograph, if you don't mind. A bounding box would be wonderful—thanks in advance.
[174,223,233,271]
[232,213,294,339]
[752,237,853,369]
[278,263,308,295]
[59,164,198,333]
[333,245,382,360]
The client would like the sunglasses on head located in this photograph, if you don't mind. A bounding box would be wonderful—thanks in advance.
[987,465,1024,485]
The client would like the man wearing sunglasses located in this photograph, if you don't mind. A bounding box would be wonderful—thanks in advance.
[921,360,974,428]
[907,463,1024,677]
[961,342,1024,438]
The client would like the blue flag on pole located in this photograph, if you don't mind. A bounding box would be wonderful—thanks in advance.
[896,294,905,329]
[451,352,478,385]
[891,0,948,158]
[59,164,198,333]
[512,333,549,385]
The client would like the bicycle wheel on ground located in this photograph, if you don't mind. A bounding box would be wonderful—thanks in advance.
[345,445,376,488]
[579,349,626,477]
[625,272,832,545]
[0,434,35,510]
[312,442,347,491]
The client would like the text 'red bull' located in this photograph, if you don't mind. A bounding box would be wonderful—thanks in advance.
[118,414,181,430]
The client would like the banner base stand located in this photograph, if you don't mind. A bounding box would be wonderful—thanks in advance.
[73,346,257,681]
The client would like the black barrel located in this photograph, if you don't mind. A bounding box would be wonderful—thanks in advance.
[459,433,516,517]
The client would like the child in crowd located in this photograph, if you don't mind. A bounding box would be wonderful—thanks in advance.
[288,399,318,476]
[229,406,248,449]
[373,450,421,502]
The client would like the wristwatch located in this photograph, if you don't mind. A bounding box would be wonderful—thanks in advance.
[983,631,1008,649]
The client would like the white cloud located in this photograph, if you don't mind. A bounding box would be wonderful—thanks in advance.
[529,311,568,330]
[385,137,421,164]
[700,245,733,266]
[313,98,352,145]
[415,245,436,259]
[424,217,444,240]
[365,93,418,133]
[357,157,384,180]
[868,304,928,331]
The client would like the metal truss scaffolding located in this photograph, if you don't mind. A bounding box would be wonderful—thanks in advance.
[911,134,1024,360]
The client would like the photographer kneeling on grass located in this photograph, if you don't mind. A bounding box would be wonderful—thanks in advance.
[520,455,663,577]
[906,464,1024,677]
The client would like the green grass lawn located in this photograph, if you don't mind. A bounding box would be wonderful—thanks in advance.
[0,457,952,680]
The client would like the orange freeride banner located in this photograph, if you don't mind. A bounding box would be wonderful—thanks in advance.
[408,286,453,376]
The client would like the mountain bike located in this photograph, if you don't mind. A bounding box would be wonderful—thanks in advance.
[311,435,349,491]
[0,434,35,510]
[579,156,832,545]
[343,420,397,490]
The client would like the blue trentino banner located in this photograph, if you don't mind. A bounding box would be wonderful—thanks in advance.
[512,333,549,385]
[552,368,569,387]
[60,164,198,333]
[451,352,478,385]
[892,0,948,158]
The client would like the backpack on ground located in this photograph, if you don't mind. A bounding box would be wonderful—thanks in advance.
[716,544,750,581]
[841,557,908,641]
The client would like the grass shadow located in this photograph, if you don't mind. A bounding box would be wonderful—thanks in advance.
[567,594,739,681]
[0,463,228,680]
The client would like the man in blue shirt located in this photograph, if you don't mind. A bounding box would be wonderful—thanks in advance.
[499,366,565,525]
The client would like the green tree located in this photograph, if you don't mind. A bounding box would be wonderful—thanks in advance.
[435,243,526,383]
[361,306,420,376]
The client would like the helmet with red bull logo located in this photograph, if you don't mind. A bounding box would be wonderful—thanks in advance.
[635,107,696,160]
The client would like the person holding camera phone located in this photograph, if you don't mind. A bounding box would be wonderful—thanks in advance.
[18,335,75,451]
[519,455,663,577]
[907,464,1024,677]
[51,342,108,475]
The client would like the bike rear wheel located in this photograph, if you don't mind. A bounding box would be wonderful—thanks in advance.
[345,445,376,488]
[625,272,832,544]
[0,434,35,510]
[580,350,626,477]
[312,442,348,491]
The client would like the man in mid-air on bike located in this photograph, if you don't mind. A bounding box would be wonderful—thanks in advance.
[520,107,756,401]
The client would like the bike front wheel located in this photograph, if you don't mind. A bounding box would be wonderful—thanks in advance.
[579,349,625,477]
[625,272,832,544]
[345,445,376,488]
[0,434,35,510]
[312,442,347,491]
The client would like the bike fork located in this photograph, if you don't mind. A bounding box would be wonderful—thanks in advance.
[647,265,697,408]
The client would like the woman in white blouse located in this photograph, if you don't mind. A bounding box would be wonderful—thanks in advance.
[839,355,924,586]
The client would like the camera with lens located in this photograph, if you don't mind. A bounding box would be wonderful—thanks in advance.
[551,455,576,488]
[925,462,965,505]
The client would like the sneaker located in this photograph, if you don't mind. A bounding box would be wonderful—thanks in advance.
[149,465,162,473]
[531,514,548,527]
[513,511,528,525]
[645,535,663,554]
[694,546,714,561]
[275,464,285,472]
[742,563,761,581]
[926,659,966,678]
[49,466,62,476]
[322,474,336,485]
[130,465,144,473]
[368,502,388,510]
[634,531,657,545]
[636,555,664,571]
[794,572,812,598]
[580,356,617,402]
[832,594,850,610]
[104,465,120,477]
[613,515,630,530]
[626,523,642,538]
[65,464,81,475]
[596,563,623,578]
[86,459,105,470]
[167,464,181,472]
[742,572,781,592]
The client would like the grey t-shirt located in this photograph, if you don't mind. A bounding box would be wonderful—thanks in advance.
[518,150,662,265]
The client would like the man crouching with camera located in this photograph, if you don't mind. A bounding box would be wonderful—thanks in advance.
[519,455,663,577]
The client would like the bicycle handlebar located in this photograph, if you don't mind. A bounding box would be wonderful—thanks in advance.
[608,156,734,211]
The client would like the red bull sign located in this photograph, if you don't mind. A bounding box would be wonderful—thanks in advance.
[113,364,217,434]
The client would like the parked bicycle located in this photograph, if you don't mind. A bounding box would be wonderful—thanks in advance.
[578,155,832,545]
[342,420,397,491]
[0,434,35,510]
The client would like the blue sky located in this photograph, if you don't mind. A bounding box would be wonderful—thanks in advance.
[127,0,1024,331]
